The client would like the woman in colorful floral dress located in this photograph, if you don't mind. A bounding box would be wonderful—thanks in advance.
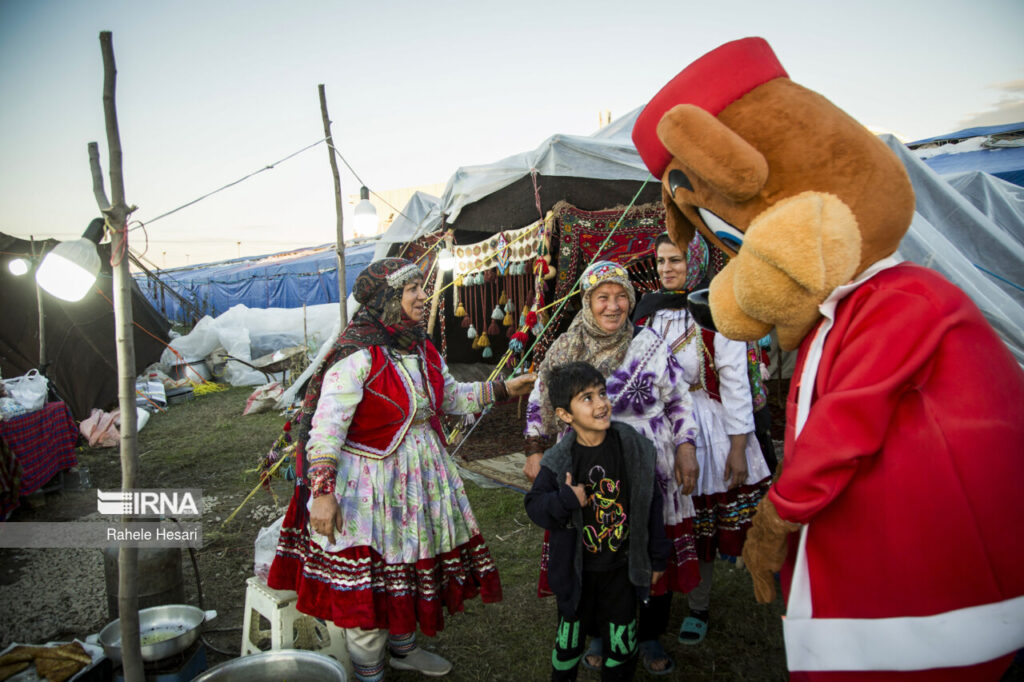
[632,233,771,647]
[268,258,535,682]
[523,260,698,675]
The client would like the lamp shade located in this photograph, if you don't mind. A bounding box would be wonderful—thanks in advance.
[353,186,378,238]
[7,258,30,276]
[36,237,101,302]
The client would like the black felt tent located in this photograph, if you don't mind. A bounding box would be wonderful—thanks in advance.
[1,232,171,420]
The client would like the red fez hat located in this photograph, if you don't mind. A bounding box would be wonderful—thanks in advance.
[632,37,788,179]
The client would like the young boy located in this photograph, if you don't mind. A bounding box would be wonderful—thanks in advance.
[524,361,670,681]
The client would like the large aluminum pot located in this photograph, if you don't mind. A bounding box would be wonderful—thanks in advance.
[191,650,348,681]
[89,604,217,663]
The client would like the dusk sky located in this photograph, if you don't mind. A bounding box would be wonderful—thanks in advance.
[1,0,1021,268]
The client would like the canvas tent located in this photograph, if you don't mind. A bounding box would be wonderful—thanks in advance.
[0,232,171,420]
[135,241,377,324]
[439,107,660,236]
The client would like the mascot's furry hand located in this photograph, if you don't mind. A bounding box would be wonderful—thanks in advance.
[742,496,800,604]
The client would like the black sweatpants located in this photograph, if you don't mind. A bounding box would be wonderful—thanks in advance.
[552,566,638,681]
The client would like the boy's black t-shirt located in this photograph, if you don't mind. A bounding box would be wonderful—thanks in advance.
[571,430,630,571]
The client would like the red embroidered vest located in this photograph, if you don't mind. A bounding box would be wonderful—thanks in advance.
[343,342,447,460]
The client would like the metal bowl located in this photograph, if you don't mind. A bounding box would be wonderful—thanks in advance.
[92,604,216,663]
[191,650,348,681]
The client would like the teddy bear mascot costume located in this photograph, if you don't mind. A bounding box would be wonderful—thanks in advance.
[631,37,1024,680]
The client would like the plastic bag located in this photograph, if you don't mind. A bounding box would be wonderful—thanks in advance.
[253,515,284,582]
[243,382,283,416]
[0,396,28,420]
[80,408,121,448]
[3,369,48,412]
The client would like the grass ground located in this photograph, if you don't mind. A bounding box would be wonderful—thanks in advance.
[49,386,780,679]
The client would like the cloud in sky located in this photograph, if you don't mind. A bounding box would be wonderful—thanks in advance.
[957,80,1024,129]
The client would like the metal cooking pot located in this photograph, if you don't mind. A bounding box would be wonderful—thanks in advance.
[88,604,217,663]
[190,650,348,681]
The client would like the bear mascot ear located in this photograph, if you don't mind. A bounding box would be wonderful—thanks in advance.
[657,104,768,203]
[662,184,696,248]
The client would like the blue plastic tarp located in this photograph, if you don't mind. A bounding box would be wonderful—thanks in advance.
[136,242,376,323]
[918,146,1024,188]
[908,122,1024,147]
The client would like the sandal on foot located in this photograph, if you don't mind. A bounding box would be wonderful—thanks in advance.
[581,637,603,672]
[388,646,453,677]
[638,639,676,676]
[678,609,709,645]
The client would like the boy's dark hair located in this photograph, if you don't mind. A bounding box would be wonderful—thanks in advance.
[547,362,606,413]
[654,232,676,251]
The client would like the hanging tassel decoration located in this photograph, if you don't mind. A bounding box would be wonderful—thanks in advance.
[504,299,515,314]
[525,310,538,329]
[466,324,477,339]
[484,269,496,284]
[502,311,513,326]
[519,311,527,327]
[491,305,504,321]
[506,325,516,339]
[498,291,508,305]
[478,332,490,348]
[461,315,472,329]
[509,330,529,354]
[482,346,494,359]
[455,302,467,317]
[525,289,534,307]
[487,319,501,337]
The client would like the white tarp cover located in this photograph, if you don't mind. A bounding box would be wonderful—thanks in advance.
[374,191,442,260]
[438,126,655,226]
[160,304,340,386]
[883,135,1024,364]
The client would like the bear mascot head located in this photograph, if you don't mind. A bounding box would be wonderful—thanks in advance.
[632,37,915,350]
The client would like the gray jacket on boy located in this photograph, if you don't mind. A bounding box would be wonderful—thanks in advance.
[524,421,670,617]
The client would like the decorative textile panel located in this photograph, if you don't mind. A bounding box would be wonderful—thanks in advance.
[553,201,666,302]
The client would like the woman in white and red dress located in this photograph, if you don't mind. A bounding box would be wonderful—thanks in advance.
[632,233,771,646]
[268,258,534,682]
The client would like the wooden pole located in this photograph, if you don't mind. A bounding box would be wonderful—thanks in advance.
[426,231,453,335]
[29,238,47,373]
[318,84,347,325]
[96,30,143,682]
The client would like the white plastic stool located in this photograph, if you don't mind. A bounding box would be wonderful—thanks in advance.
[240,576,350,672]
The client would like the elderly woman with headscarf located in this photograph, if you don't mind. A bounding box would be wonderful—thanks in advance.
[522,260,699,675]
[268,258,535,682]
[633,233,771,649]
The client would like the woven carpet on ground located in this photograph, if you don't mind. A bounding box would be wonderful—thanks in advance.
[448,400,525,462]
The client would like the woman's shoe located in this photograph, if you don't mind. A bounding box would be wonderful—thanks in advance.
[678,609,710,645]
[389,646,453,677]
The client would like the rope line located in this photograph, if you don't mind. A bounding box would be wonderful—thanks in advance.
[328,144,416,225]
[134,138,328,228]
